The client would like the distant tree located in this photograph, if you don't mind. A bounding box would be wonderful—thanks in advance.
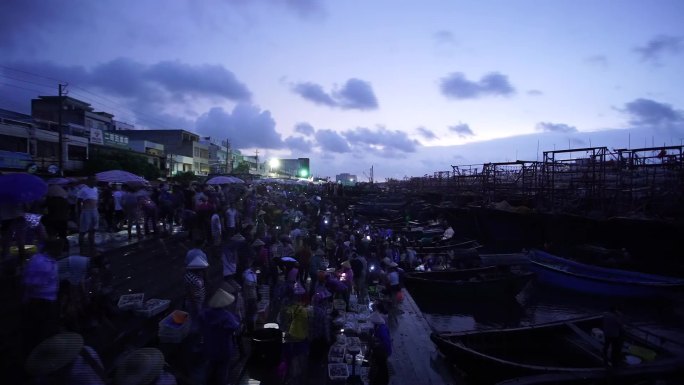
[171,171,197,185]
[233,161,250,174]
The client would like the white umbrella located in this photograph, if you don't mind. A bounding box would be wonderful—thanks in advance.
[206,176,244,185]
[95,170,148,184]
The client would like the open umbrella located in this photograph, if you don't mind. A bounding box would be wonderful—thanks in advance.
[96,170,148,184]
[206,176,244,185]
[0,173,48,203]
[47,177,73,185]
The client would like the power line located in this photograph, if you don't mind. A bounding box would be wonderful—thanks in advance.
[0,73,56,90]
[1,82,49,95]
[0,65,66,83]
[1,65,180,130]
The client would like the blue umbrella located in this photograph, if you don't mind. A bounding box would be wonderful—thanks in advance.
[0,173,48,203]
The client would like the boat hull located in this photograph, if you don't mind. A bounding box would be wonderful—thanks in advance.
[528,250,684,298]
[405,267,534,298]
[431,315,684,385]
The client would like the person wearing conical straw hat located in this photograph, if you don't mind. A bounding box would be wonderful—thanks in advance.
[25,332,107,384]
[198,288,240,385]
[184,253,209,334]
[115,348,177,385]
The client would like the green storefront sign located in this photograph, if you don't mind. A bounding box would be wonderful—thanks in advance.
[104,132,129,148]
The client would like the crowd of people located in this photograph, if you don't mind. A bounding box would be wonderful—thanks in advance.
[3,175,447,385]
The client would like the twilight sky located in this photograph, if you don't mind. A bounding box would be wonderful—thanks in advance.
[1,0,683,180]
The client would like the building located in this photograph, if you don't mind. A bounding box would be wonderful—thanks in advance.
[201,137,229,174]
[0,108,89,174]
[269,157,310,178]
[335,172,357,186]
[118,129,209,176]
[129,139,165,170]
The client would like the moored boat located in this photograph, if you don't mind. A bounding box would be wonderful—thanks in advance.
[528,249,684,298]
[404,266,534,298]
[431,315,684,385]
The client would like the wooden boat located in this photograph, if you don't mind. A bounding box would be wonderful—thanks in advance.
[528,249,684,298]
[431,315,684,385]
[404,266,534,298]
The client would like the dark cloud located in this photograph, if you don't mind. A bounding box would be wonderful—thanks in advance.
[279,0,326,18]
[417,127,438,140]
[195,104,283,149]
[433,30,456,45]
[527,89,543,96]
[1,58,251,129]
[0,0,94,54]
[292,78,379,110]
[585,55,609,68]
[284,136,313,153]
[440,72,516,100]
[294,122,315,136]
[292,82,337,107]
[334,79,379,110]
[343,126,419,158]
[635,35,682,64]
[449,123,475,138]
[535,122,578,133]
[145,61,251,101]
[315,129,351,153]
[623,98,683,127]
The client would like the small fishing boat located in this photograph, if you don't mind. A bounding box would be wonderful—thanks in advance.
[431,315,684,385]
[528,249,684,298]
[404,266,534,298]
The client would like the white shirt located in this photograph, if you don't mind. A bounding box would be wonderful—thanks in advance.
[225,208,238,228]
[211,213,222,235]
[113,190,124,211]
[77,186,98,201]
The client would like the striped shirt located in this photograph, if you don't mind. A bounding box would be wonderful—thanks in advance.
[184,271,205,305]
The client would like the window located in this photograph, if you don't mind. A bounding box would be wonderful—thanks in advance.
[67,144,87,161]
[0,134,28,152]
[36,140,58,157]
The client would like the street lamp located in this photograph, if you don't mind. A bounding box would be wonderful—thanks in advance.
[269,158,280,175]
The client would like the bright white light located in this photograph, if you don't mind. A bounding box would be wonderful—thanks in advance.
[269,158,280,169]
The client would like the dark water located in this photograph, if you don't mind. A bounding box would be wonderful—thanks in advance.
[411,281,684,343]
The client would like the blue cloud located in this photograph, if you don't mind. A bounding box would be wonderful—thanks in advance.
[195,104,283,149]
[343,126,419,158]
[449,123,475,138]
[292,82,337,107]
[623,98,683,127]
[294,122,315,136]
[536,122,578,133]
[440,72,516,99]
[284,136,312,153]
[335,78,379,110]
[315,129,351,153]
[145,60,251,101]
[292,78,378,110]
[417,126,438,140]
[635,35,682,64]
[433,30,456,45]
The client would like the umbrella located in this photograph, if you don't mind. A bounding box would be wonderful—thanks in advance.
[47,177,73,185]
[206,176,244,185]
[57,255,90,285]
[0,173,48,203]
[47,185,68,199]
[96,170,148,184]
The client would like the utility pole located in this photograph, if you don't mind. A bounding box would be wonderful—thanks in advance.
[58,83,67,176]
[254,149,259,173]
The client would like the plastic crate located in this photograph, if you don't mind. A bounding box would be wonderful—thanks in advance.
[135,299,170,318]
[328,363,349,381]
[333,299,346,311]
[118,293,145,311]
[158,313,190,343]
[328,345,345,363]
